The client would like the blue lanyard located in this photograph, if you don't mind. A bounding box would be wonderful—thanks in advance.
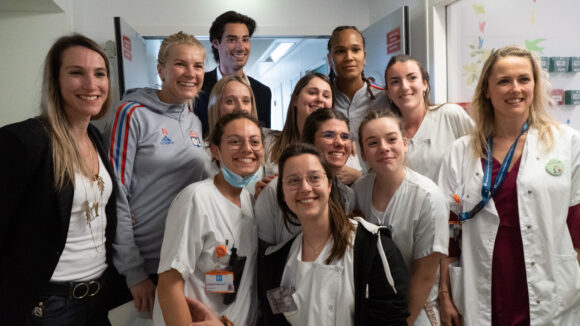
[459,121,528,222]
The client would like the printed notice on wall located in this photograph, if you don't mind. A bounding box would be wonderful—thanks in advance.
[387,27,401,54]
[122,35,132,61]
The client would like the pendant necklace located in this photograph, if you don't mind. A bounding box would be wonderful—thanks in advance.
[303,234,329,256]
[82,143,105,253]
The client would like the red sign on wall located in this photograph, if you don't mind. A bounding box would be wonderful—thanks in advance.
[386,27,401,54]
[122,35,132,61]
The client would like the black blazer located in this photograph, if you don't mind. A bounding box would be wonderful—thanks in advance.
[0,118,118,324]
[194,68,272,136]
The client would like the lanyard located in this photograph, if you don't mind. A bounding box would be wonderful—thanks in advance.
[459,121,528,222]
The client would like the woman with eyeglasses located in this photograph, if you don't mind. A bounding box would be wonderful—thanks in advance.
[256,108,355,246]
[155,111,263,326]
[352,110,449,325]
[260,143,409,325]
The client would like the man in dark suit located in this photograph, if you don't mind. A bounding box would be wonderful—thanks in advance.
[195,11,272,136]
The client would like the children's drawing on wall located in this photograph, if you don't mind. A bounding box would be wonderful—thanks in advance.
[447,0,580,130]
[462,4,492,87]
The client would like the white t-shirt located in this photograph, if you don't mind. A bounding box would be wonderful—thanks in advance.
[51,154,112,282]
[153,178,258,326]
[406,104,473,182]
[277,231,355,326]
[255,177,355,245]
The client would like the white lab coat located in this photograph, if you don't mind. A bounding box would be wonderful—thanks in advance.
[278,232,356,326]
[406,104,473,182]
[438,126,580,325]
[352,168,449,325]
[153,178,258,326]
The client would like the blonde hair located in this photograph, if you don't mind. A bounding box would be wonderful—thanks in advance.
[41,34,111,191]
[470,45,557,157]
[157,31,204,66]
[207,75,257,139]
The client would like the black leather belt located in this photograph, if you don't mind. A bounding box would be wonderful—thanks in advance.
[41,273,106,299]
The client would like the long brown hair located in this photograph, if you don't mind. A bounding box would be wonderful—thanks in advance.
[276,143,354,264]
[383,54,437,116]
[41,34,111,190]
[470,45,556,157]
[269,73,333,164]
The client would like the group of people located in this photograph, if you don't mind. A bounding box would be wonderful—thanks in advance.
[1,9,579,326]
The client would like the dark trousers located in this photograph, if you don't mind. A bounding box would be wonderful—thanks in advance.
[25,294,110,326]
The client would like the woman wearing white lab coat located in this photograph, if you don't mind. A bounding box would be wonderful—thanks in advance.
[155,112,264,326]
[383,54,473,183]
[260,143,409,326]
[438,46,580,325]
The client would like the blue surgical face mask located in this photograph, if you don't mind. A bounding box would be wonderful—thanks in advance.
[218,151,260,188]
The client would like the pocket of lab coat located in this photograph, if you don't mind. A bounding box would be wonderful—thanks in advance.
[555,253,580,310]
[448,261,464,316]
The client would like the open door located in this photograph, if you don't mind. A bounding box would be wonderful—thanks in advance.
[362,6,409,86]
[114,17,150,98]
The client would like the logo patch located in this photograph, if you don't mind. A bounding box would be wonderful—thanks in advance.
[160,135,174,145]
[190,131,202,148]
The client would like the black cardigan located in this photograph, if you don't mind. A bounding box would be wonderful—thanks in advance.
[0,118,118,324]
[259,223,409,325]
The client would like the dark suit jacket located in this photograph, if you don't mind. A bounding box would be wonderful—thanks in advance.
[0,118,118,324]
[194,68,272,136]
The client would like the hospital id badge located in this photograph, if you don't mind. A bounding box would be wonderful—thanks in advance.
[266,286,297,314]
[205,270,235,293]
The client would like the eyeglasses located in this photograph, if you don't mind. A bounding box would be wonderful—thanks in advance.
[224,136,263,150]
[320,130,351,143]
[282,171,327,190]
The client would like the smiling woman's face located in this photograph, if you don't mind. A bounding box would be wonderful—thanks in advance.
[313,119,351,171]
[282,153,331,224]
[294,77,333,134]
[360,117,407,175]
[385,60,428,114]
[219,80,253,116]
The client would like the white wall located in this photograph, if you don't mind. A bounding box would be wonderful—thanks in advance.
[69,0,372,42]
[369,0,429,67]
[0,11,70,126]
[257,39,329,129]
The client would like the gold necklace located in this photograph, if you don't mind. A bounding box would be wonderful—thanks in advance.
[302,235,329,255]
[82,143,105,253]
